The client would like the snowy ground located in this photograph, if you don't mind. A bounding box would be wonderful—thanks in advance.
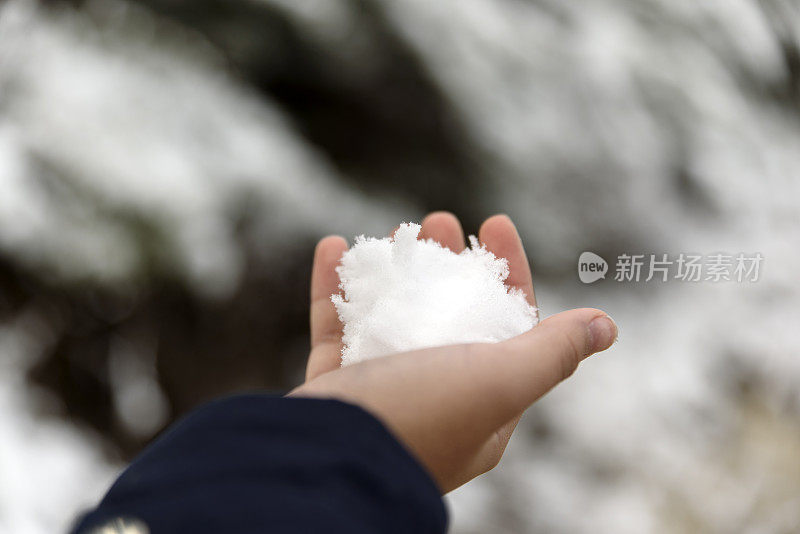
[1,0,799,532]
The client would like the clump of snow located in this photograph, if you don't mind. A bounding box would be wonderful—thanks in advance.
[332,222,538,365]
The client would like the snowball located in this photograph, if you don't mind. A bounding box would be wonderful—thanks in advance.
[332,222,538,365]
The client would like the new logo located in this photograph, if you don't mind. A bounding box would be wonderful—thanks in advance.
[578,252,608,284]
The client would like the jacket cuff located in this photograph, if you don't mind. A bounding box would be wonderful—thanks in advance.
[73,394,448,534]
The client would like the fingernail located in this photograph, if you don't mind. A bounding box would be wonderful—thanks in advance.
[588,315,617,353]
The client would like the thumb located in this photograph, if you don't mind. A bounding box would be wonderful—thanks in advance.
[469,308,617,432]
[293,308,616,455]
[290,308,616,492]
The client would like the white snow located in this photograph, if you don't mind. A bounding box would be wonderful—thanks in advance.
[332,223,538,365]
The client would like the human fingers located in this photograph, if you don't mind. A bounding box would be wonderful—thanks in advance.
[419,211,466,253]
[479,214,536,308]
[307,236,348,380]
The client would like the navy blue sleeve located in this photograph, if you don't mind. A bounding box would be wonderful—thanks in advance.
[72,395,448,534]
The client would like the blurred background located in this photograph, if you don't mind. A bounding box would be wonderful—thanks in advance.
[1,0,799,532]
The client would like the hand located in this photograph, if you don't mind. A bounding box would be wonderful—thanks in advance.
[291,213,617,493]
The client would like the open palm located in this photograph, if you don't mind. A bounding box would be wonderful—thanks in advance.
[292,213,616,493]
